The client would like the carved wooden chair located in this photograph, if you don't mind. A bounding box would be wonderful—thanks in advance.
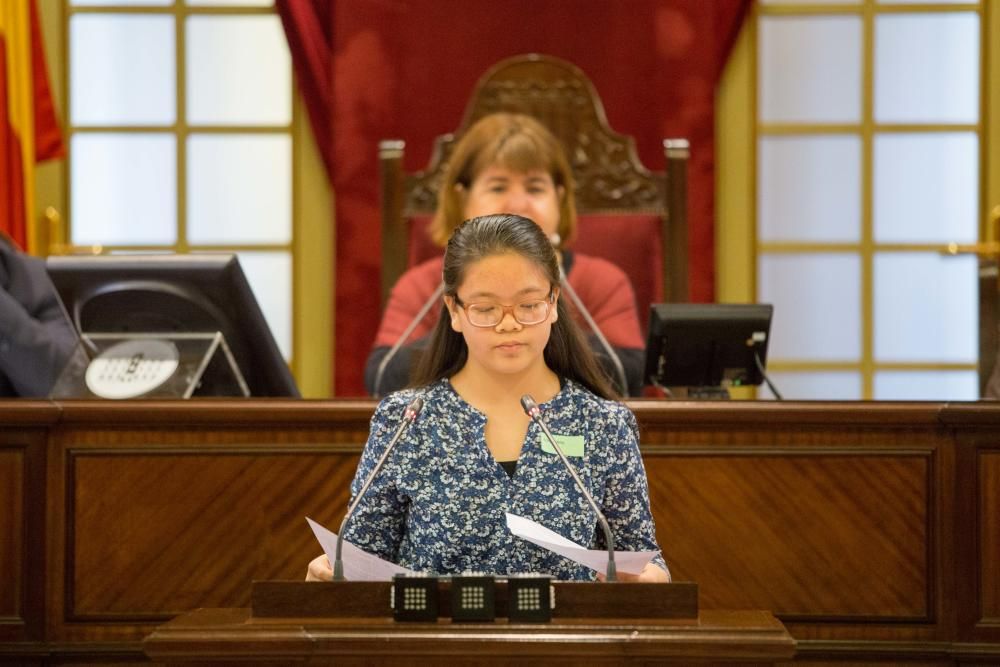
[379,53,690,332]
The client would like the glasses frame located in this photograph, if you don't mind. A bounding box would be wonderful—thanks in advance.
[452,292,556,328]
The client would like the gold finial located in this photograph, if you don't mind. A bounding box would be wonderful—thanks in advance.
[941,206,1000,258]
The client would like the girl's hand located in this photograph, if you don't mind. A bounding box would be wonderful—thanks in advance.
[596,562,670,583]
[305,554,333,581]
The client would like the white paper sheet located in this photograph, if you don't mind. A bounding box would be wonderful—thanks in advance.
[306,517,413,581]
[505,512,658,575]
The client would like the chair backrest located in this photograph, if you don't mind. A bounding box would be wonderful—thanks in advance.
[379,53,690,333]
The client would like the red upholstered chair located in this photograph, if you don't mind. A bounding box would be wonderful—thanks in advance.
[379,53,690,335]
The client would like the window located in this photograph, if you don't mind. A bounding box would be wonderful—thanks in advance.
[60,0,332,393]
[752,0,984,400]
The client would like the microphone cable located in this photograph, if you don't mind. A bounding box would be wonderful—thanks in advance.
[753,347,783,400]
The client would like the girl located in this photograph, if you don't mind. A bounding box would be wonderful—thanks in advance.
[311,214,667,582]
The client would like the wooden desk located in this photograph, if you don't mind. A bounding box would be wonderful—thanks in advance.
[2,399,1000,663]
[144,607,793,665]
[145,579,794,664]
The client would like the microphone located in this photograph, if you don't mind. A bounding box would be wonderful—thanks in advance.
[557,264,629,396]
[333,394,425,580]
[372,282,446,397]
[519,394,617,582]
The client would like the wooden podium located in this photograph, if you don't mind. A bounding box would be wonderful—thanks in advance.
[143,581,795,665]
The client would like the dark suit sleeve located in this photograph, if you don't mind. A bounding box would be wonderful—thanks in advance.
[0,252,79,397]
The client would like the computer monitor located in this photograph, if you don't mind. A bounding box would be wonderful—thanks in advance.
[644,303,773,394]
[47,254,300,398]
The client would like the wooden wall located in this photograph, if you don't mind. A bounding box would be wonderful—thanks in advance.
[1,399,999,664]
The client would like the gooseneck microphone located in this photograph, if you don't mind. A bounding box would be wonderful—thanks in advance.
[372,282,446,397]
[557,265,629,396]
[333,395,425,580]
[520,394,617,582]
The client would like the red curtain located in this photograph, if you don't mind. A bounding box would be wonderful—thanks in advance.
[279,0,751,396]
[276,0,335,179]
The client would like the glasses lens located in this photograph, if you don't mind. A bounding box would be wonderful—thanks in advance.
[467,304,501,327]
[515,300,549,324]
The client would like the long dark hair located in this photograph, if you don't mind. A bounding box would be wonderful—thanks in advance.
[410,214,618,400]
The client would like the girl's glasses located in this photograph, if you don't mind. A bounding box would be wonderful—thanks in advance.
[454,294,554,327]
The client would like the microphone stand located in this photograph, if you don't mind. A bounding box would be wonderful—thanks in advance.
[333,395,424,580]
[372,282,446,397]
[558,265,629,396]
[520,394,617,582]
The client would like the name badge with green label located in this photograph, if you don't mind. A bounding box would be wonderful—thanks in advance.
[539,433,585,458]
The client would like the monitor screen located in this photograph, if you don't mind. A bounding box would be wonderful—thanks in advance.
[644,303,773,390]
[47,253,300,398]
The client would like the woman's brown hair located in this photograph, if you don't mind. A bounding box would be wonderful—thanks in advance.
[411,213,617,400]
[428,113,578,247]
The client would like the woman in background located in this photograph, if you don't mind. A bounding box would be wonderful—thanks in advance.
[365,113,645,397]
[311,214,668,582]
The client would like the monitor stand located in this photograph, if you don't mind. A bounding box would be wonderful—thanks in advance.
[49,332,250,399]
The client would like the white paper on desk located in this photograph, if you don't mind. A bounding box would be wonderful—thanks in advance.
[306,517,413,581]
[505,512,657,575]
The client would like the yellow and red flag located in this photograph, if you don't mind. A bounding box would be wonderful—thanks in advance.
[1,0,64,254]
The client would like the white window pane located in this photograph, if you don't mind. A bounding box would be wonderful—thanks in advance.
[71,134,176,245]
[875,13,979,124]
[874,253,977,363]
[874,371,979,401]
[759,135,861,242]
[759,371,862,400]
[759,16,862,124]
[874,133,978,244]
[186,16,291,125]
[759,254,861,361]
[70,15,175,126]
[187,135,291,244]
[879,0,978,4]
[72,0,170,5]
[235,252,292,361]
[187,0,272,5]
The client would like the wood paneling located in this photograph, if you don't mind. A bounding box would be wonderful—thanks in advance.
[2,399,999,663]
[69,449,357,618]
[0,426,46,644]
[949,405,1000,645]
[0,446,24,619]
[648,453,930,620]
[981,451,1000,624]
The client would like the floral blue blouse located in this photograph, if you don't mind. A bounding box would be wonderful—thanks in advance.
[341,378,666,580]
